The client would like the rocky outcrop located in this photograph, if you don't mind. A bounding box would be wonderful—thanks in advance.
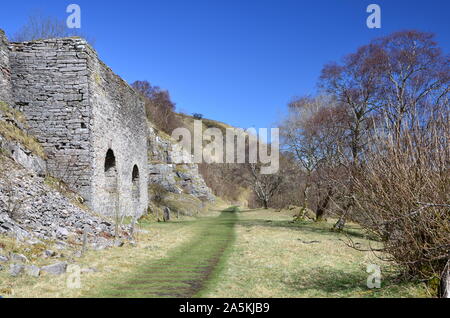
[0,100,47,175]
[0,135,46,176]
[176,163,215,200]
[149,163,181,194]
[0,154,120,244]
[147,125,214,202]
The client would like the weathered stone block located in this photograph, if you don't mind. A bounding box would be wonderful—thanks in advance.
[41,262,67,275]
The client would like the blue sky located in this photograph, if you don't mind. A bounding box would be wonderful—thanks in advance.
[0,0,449,130]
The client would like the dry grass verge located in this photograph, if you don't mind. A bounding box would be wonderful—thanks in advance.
[0,217,199,298]
[0,102,46,158]
[204,209,429,298]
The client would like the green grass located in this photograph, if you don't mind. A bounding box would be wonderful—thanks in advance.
[86,207,428,298]
[88,208,238,298]
[204,209,429,298]
[2,206,427,298]
[0,214,204,298]
[0,101,27,124]
[0,102,46,158]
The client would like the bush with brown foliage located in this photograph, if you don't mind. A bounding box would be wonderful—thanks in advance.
[198,162,251,204]
[350,113,449,291]
[131,80,182,134]
[279,30,449,294]
[12,12,95,45]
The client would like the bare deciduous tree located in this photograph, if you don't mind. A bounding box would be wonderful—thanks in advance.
[11,12,94,45]
[280,95,345,221]
[131,80,181,134]
[244,163,283,209]
[350,109,449,291]
[279,30,449,295]
[373,30,450,140]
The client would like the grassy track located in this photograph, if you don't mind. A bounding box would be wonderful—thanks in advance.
[1,207,428,297]
[204,209,429,298]
[90,207,238,298]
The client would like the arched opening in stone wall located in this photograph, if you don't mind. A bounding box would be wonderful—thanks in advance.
[104,149,118,215]
[132,165,140,211]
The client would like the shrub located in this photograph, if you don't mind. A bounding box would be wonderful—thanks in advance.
[148,183,169,204]
[351,116,449,291]
[131,81,182,134]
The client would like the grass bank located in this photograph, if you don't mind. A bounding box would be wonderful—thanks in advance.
[1,207,428,298]
[88,207,238,298]
[0,212,207,297]
[204,209,429,298]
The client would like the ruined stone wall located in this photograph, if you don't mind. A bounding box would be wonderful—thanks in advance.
[2,31,204,218]
[7,36,148,217]
[8,38,93,202]
[0,30,12,105]
[86,46,148,218]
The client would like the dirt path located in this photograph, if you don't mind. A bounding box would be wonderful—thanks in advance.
[91,208,238,298]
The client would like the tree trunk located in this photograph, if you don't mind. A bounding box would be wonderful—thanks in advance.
[440,260,450,298]
[163,207,171,222]
[333,216,346,231]
[303,183,310,210]
[316,205,326,222]
[333,200,352,231]
[316,187,332,222]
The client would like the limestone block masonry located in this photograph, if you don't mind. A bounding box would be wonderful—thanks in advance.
[0,30,148,218]
[0,30,12,105]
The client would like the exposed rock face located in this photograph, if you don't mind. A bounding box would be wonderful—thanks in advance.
[147,125,215,202]
[149,164,182,194]
[0,135,46,176]
[176,164,215,201]
[41,262,67,275]
[9,264,25,277]
[0,155,118,243]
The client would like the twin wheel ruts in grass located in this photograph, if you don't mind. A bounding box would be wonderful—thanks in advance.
[91,207,238,298]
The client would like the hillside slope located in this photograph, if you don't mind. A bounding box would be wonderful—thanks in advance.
[173,113,255,207]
